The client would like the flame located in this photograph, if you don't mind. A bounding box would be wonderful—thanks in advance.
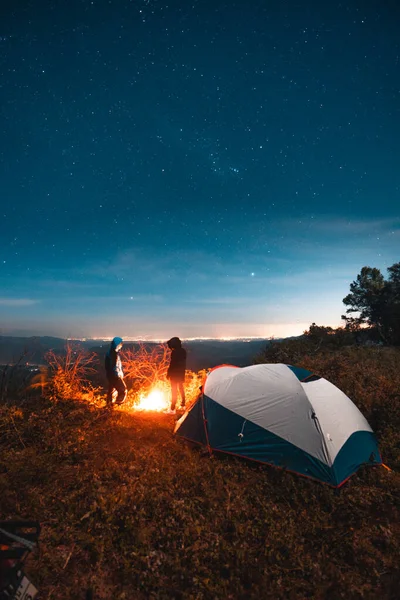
[134,387,170,412]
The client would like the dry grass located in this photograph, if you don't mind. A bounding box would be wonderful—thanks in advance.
[0,347,399,599]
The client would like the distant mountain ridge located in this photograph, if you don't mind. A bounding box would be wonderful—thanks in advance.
[0,335,284,370]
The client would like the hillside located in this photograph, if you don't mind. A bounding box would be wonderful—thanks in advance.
[0,336,271,371]
[0,346,399,598]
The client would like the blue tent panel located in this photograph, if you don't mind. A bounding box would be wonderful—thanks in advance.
[175,394,382,487]
[174,396,207,446]
[287,365,320,382]
[332,430,381,485]
[203,396,336,485]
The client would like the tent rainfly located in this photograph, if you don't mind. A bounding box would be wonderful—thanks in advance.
[174,363,382,487]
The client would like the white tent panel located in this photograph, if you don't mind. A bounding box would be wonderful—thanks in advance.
[302,378,373,463]
[205,364,329,465]
[207,366,241,386]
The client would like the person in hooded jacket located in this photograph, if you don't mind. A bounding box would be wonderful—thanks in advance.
[166,337,186,414]
[105,336,127,406]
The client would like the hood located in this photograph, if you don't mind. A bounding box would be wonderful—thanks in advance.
[110,336,123,351]
[167,337,182,350]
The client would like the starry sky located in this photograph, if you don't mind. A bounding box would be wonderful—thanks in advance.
[0,0,399,340]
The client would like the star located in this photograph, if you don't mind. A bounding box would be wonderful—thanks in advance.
[0,0,397,341]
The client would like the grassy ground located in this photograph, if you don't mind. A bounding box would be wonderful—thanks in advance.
[1,349,400,599]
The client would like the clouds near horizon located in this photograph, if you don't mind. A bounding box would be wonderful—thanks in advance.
[1,216,398,338]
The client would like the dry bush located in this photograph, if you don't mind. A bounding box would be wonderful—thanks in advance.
[123,343,170,393]
[29,365,50,395]
[184,368,208,407]
[122,343,206,409]
[45,343,99,401]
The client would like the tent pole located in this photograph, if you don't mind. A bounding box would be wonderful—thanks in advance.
[201,394,213,456]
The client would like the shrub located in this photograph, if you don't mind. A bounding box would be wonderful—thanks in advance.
[45,343,98,401]
[122,342,206,410]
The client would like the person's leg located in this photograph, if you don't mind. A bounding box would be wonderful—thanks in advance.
[179,382,186,408]
[170,380,178,410]
[106,377,114,405]
[115,378,127,405]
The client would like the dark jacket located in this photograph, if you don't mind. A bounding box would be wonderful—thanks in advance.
[167,337,186,382]
[105,337,124,379]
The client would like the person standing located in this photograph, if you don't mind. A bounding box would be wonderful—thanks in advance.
[105,336,127,407]
[166,337,186,414]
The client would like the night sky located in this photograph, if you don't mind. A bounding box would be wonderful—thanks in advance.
[1,0,399,340]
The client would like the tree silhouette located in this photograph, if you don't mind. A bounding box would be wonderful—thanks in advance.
[342,262,400,345]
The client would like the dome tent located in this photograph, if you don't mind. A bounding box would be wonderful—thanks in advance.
[174,364,381,487]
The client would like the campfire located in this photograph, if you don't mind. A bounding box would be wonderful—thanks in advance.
[120,342,206,413]
[134,386,170,412]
